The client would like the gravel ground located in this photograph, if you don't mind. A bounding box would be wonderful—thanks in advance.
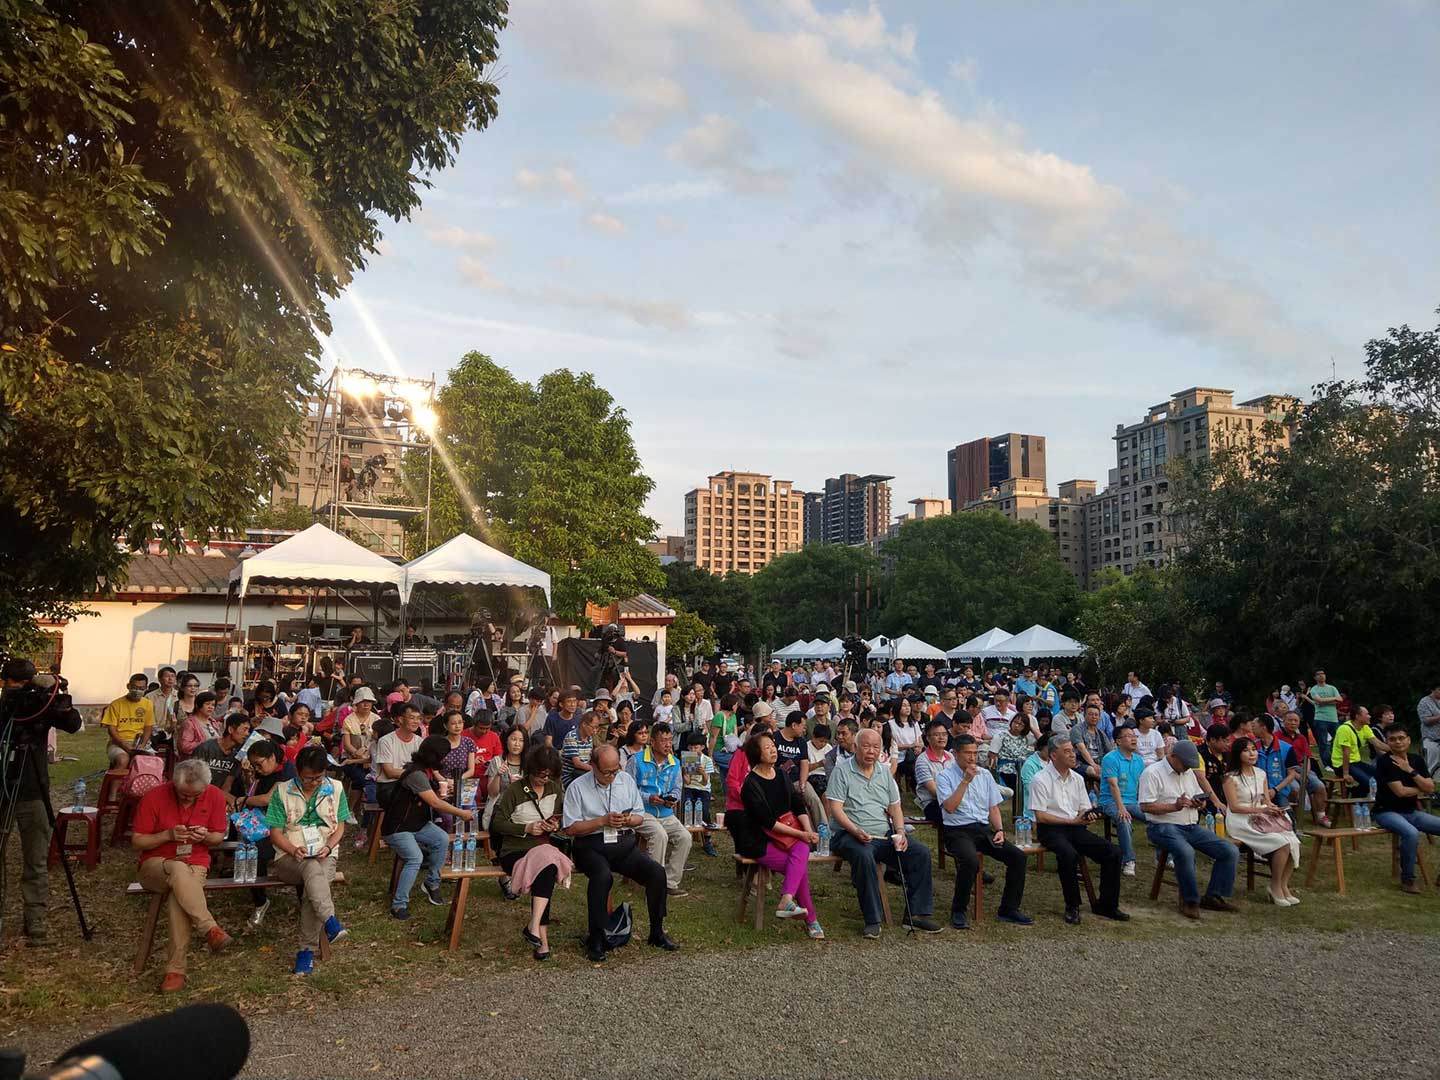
[21,928,1438,1079]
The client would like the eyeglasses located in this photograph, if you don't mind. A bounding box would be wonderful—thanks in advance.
[595,766,621,778]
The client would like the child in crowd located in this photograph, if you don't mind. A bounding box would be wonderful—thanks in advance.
[683,732,719,855]
[655,688,675,724]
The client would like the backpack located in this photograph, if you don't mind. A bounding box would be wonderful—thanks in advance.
[122,754,165,799]
[604,902,633,950]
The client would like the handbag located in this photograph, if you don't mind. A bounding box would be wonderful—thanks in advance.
[763,811,801,851]
[1251,811,1292,834]
[121,754,165,799]
[230,808,270,841]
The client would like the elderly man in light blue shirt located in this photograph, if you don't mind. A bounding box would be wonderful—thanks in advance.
[562,743,675,962]
[936,734,1031,929]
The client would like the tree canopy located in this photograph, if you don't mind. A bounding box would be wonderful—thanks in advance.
[1172,307,1440,708]
[415,352,663,621]
[1073,567,1202,699]
[658,561,769,657]
[878,511,1079,649]
[751,542,882,645]
[0,0,507,649]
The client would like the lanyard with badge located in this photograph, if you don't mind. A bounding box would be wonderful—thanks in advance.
[173,796,201,857]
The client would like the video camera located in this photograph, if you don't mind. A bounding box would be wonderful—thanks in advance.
[840,634,870,671]
[0,660,71,728]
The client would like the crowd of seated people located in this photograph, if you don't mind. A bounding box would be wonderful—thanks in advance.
[88,657,1439,989]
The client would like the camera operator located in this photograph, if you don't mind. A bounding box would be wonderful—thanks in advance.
[2,658,83,945]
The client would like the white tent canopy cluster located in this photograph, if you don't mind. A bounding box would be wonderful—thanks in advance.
[229,523,551,609]
[773,624,1086,665]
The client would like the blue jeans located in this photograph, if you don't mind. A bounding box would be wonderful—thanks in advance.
[1344,760,1376,795]
[1312,719,1337,763]
[1275,771,1324,807]
[1146,822,1237,904]
[1375,810,1440,884]
[388,822,447,907]
[1102,803,1146,864]
[830,829,933,927]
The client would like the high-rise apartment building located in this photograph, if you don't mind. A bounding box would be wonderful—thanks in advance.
[1083,387,1294,581]
[683,471,805,574]
[806,473,893,547]
[947,433,1046,508]
[961,477,1095,588]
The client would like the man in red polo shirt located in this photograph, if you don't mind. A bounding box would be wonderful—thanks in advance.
[132,757,231,992]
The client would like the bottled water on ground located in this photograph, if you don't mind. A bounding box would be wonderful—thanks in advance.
[72,779,86,812]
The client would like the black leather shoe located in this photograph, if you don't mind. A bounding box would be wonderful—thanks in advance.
[585,938,607,962]
[1063,907,1082,925]
[648,932,680,951]
[1093,907,1131,922]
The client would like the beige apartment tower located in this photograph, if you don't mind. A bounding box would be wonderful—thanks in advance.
[684,471,805,574]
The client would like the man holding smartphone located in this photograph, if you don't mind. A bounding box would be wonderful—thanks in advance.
[627,723,693,897]
[1139,738,1239,920]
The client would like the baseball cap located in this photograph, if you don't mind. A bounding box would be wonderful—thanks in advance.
[351,686,376,703]
[1168,739,1201,768]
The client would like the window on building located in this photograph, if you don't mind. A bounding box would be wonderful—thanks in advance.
[24,632,63,674]
[188,636,229,674]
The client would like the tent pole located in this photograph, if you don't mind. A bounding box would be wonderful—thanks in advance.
[235,590,246,690]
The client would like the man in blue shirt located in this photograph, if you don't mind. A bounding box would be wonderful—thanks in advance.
[1099,724,1147,877]
[626,723,692,897]
[1012,667,1038,700]
[883,659,912,698]
[935,734,1031,929]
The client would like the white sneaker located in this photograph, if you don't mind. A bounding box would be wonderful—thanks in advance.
[1122,861,1136,877]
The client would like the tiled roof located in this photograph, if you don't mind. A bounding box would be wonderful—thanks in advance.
[618,593,675,621]
[109,551,240,596]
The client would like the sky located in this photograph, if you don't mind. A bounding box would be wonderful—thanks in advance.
[323,0,1440,535]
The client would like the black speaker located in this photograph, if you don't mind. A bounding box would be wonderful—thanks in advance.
[400,659,436,688]
[349,651,395,687]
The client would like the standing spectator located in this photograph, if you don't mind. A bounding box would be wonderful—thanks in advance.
[709,694,742,773]
[563,744,677,962]
[733,730,825,939]
[146,667,179,739]
[1133,707,1166,765]
[1099,725,1147,877]
[103,673,155,769]
[1122,672,1151,708]
[1416,683,1440,776]
[1222,737,1301,906]
[1302,670,1341,763]
[383,736,474,919]
[825,729,941,937]
[1372,724,1440,893]
[1139,740,1239,920]
[131,759,231,991]
[489,743,570,960]
[266,745,352,973]
[1029,735,1127,924]
[884,659,911,698]
[628,723,693,897]
[937,734,1031,928]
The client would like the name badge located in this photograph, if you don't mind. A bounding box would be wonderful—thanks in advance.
[602,828,619,844]
[174,843,192,857]
[301,825,324,856]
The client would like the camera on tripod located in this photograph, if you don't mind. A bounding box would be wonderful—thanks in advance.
[840,634,870,672]
[0,659,71,726]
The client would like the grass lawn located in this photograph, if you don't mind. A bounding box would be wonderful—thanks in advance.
[5,725,1438,1033]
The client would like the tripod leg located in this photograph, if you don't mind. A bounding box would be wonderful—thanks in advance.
[20,745,93,941]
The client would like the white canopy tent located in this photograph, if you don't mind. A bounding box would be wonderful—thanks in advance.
[229,523,405,598]
[947,627,1014,661]
[795,638,827,659]
[985,624,1086,663]
[814,637,846,661]
[864,635,891,659]
[400,532,551,605]
[771,639,808,660]
[885,633,948,662]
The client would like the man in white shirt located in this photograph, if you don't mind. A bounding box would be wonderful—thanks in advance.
[145,666,179,736]
[1122,672,1152,708]
[1137,739,1239,920]
[979,690,1018,740]
[1028,734,1126,924]
[373,703,422,804]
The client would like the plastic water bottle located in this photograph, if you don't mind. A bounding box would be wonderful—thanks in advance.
[1205,811,1216,833]
[1089,789,1098,808]
[234,843,248,883]
[451,833,465,870]
[247,842,259,883]
[464,831,477,872]
[71,779,86,812]
[1358,802,1370,830]
[817,821,830,857]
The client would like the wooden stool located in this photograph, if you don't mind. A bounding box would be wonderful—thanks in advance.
[1149,839,1260,899]
[96,771,128,817]
[366,808,387,864]
[1390,831,1433,886]
[49,807,102,870]
[1303,825,1386,895]
[972,842,1044,921]
[109,796,140,848]
[439,863,505,951]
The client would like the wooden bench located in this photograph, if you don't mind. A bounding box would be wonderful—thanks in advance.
[127,872,346,974]
[387,831,494,896]
[734,851,892,930]
[1149,838,1263,899]
[439,864,506,951]
[1303,826,1389,895]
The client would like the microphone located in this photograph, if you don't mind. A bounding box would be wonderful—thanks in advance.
[22,1005,249,1080]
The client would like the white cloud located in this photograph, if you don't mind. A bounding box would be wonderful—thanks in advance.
[611,179,724,205]
[585,211,626,234]
[669,115,789,196]
[535,286,692,331]
[516,0,1330,365]
[456,256,505,291]
[655,213,684,233]
[423,223,498,252]
[516,165,588,202]
[948,56,980,87]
